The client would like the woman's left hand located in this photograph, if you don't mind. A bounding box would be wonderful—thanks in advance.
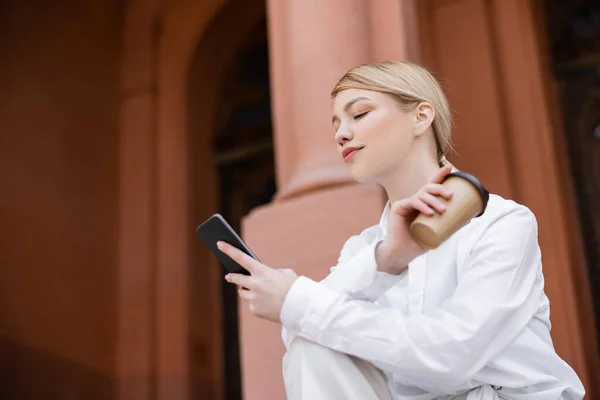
[218,241,298,323]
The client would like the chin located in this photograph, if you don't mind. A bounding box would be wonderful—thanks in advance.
[349,165,378,184]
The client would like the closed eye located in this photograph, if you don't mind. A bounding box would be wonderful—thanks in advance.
[353,111,369,120]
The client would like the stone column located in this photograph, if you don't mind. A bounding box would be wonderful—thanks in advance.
[368,0,421,62]
[271,0,372,198]
[238,1,419,399]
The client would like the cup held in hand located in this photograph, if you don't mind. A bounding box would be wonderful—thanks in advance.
[409,171,489,249]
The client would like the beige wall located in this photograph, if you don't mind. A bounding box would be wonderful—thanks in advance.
[0,0,121,397]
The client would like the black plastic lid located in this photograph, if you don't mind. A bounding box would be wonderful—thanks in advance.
[444,171,490,217]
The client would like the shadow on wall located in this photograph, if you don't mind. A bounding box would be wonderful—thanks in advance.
[0,337,114,399]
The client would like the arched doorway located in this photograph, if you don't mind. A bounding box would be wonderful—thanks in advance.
[187,1,272,399]
[211,20,274,400]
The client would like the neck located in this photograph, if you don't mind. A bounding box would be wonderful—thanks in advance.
[380,155,442,204]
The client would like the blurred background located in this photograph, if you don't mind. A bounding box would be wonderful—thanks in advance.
[0,0,599,399]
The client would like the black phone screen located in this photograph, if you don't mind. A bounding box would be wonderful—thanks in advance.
[195,214,259,275]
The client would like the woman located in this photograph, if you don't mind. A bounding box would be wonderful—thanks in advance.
[218,61,585,399]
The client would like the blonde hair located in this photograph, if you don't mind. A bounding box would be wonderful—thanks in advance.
[331,61,452,166]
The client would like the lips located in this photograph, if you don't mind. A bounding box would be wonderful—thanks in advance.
[342,147,363,162]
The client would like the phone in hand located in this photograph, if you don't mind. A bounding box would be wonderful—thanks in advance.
[195,213,259,275]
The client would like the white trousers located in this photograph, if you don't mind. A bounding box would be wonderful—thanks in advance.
[282,338,393,400]
[282,338,502,400]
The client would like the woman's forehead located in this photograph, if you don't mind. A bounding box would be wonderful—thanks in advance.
[332,89,389,111]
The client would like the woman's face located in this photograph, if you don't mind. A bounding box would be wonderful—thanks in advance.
[332,88,418,184]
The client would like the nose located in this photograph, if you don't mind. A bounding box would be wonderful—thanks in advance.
[334,122,353,146]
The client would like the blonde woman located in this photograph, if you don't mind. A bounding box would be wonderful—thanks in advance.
[219,61,585,399]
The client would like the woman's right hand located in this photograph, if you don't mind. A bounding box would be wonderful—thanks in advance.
[376,165,454,274]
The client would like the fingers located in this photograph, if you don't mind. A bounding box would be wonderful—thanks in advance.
[217,241,264,274]
[237,287,258,315]
[430,164,453,184]
[419,192,446,213]
[418,181,453,214]
[392,183,453,217]
[225,272,255,289]
[422,183,453,200]
[393,197,434,217]
[238,286,254,301]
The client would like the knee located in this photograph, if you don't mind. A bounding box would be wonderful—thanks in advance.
[283,337,345,381]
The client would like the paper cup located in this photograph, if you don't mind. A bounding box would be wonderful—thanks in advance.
[409,171,489,249]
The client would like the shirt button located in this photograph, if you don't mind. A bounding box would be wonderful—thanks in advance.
[409,292,422,306]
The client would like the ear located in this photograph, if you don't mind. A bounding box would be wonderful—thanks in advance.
[414,102,435,136]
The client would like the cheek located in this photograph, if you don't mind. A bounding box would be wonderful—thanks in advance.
[352,138,398,178]
[364,118,411,155]
[354,115,389,143]
[358,122,412,174]
[348,113,414,179]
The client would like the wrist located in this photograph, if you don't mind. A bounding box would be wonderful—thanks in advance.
[375,240,410,275]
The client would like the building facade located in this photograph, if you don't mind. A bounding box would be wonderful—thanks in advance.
[1,0,599,399]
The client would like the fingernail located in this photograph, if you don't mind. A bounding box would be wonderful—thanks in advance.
[225,274,230,281]
[217,241,224,249]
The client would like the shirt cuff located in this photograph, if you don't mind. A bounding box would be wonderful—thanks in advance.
[331,240,404,301]
[280,276,342,341]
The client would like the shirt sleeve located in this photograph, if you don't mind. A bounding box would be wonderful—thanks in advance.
[321,239,405,302]
[282,229,403,349]
[280,206,543,392]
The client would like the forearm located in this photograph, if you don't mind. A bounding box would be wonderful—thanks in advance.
[374,240,412,275]
[321,241,406,302]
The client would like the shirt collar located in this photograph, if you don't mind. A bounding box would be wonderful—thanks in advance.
[379,201,390,236]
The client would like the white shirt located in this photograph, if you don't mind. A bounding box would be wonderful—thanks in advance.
[280,194,585,399]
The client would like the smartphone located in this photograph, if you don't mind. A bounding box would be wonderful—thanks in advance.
[195,213,259,275]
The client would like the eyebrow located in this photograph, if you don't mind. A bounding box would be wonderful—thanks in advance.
[332,96,371,124]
